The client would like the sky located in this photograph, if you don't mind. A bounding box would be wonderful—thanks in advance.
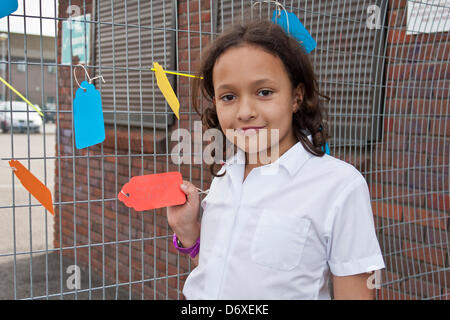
[0,0,58,37]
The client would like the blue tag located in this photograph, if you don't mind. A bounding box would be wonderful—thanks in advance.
[73,81,105,149]
[271,10,317,53]
[0,0,18,19]
[322,142,330,155]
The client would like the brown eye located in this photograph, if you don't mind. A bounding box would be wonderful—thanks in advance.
[221,94,236,102]
[258,89,273,97]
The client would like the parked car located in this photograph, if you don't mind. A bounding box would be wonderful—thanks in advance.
[0,101,43,133]
[43,103,56,123]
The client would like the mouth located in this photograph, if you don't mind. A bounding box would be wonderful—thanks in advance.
[235,126,266,135]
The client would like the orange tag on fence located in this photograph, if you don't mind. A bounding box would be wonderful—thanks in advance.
[9,160,54,215]
[118,171,186,211]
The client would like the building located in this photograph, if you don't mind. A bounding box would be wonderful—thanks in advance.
[0,32,56,111]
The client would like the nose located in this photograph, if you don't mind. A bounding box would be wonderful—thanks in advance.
[236,95,257,121]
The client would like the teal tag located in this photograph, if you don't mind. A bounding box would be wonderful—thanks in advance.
[322,142,330,155]
[271,10,317,53]
[73,81,105,149]
[0,0,18,19]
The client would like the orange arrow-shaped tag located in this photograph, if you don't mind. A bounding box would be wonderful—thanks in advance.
[118,171,186,211]
[9,160,54,215]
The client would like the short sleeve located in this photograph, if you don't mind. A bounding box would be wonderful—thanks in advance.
[326,176,386,276]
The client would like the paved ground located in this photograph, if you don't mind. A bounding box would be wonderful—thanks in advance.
[0,124,56,258]
[0,252,133,300]
[0,123,131,299]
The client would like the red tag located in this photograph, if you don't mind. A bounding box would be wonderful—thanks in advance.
[118,171,186,211]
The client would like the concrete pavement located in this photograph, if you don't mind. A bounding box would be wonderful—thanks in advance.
[0,124,132,299]
[0,252,133,300]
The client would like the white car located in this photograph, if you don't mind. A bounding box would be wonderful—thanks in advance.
[0,101,43,133]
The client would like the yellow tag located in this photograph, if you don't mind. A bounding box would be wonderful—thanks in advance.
[153,62,180,119]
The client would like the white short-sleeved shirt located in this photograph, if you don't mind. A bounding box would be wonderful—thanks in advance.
[183,135,386,300]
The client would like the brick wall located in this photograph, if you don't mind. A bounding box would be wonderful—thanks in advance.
[54,0,449,300]
[368,0,449,300]
[54,0,214,300]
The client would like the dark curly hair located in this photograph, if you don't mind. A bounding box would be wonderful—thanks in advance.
[192,19,330,177]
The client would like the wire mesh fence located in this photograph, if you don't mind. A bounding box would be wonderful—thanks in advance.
[0,0,448,300]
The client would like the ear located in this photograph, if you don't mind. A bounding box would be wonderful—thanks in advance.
[292,83,305,113]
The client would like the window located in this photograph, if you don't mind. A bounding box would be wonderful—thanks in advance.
[306,0,386,146]
[217,0,386,146]
[94,0,176,128]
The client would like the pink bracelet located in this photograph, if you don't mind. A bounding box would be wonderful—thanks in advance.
[172,233,200,258]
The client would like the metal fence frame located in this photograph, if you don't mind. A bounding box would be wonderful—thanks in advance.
[0,0,448,300]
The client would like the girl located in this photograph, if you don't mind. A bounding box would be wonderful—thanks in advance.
[167,20,385,300]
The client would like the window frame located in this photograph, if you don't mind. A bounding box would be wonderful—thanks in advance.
[92,0,177,130]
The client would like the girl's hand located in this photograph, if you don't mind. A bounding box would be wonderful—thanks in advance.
[166,180,201,248]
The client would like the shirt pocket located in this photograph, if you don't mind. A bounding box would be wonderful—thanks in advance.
[250,209,311,271]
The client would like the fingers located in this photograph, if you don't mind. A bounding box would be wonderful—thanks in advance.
[180,180,199,204]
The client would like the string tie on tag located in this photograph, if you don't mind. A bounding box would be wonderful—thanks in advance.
[73,63,106,91]
[252,0,289,33]
[196,187,209,195]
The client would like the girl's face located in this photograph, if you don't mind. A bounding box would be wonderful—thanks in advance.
[212,44,303,162]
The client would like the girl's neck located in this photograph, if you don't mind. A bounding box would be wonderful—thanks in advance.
[244,132,298,171]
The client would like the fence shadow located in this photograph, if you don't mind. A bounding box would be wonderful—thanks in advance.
[0,252,137,300]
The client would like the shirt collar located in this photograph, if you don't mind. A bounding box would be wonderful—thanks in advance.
[224,134,314,177]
